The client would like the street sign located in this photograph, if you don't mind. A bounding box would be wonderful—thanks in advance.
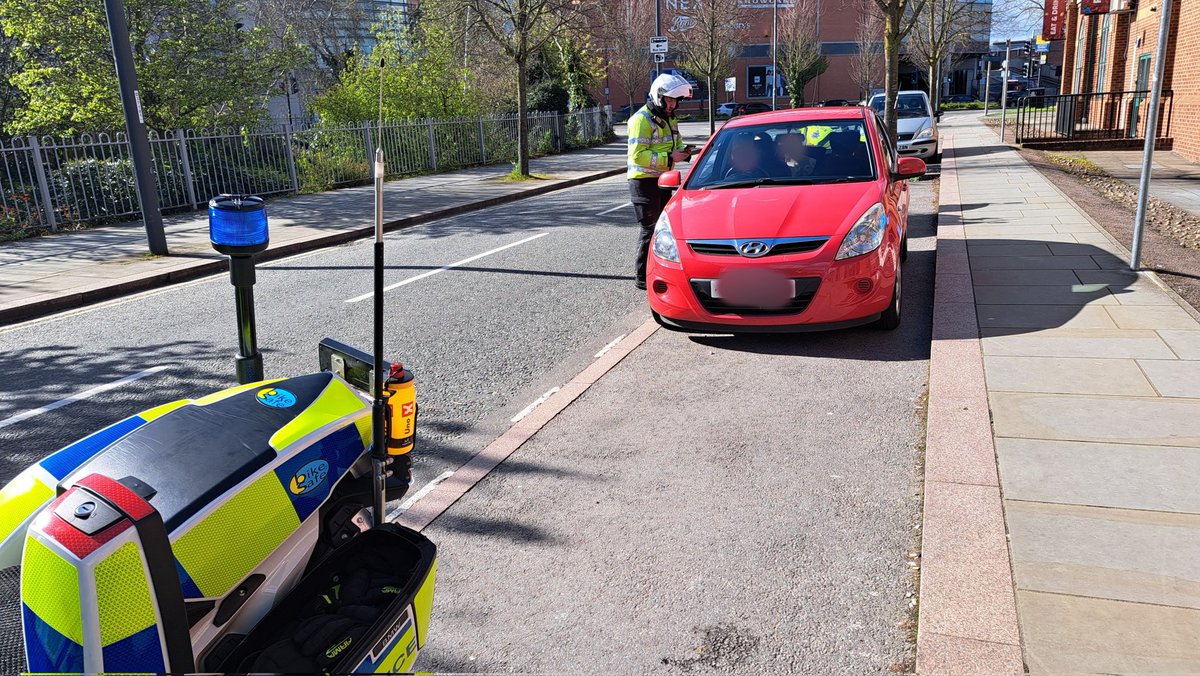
[724,77,736,92]
[1035,41,1051,53]
[653,53,665,63]
[650,36,668,54]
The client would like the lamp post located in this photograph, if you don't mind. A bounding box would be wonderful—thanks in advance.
[655,0,662,77]
[103,0,167,255]
[1131,0,1175,270]
[209,195,269,384]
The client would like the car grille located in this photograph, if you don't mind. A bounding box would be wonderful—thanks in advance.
[690,277,821,316]
[687,238,829,257]
[897,132,915,142]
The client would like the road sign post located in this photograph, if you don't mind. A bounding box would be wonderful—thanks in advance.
[650,37,668,54]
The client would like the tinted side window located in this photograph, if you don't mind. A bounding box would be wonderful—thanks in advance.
[874,113,897,173]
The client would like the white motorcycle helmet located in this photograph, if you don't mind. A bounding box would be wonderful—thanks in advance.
[650,73,693,107]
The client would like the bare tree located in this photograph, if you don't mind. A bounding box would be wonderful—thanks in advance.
[605,0,655,115]
[249,0,373,89]
[777,0,827,107]
[871,0,928,137]
[447,0,591,176]
[675,0,751,135]
[909,0,976,109]
[990,0,1043,40]
[850,10,884,102]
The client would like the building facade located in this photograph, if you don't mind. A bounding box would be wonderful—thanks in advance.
[603,0,992,113]
[1059,0,1198,160]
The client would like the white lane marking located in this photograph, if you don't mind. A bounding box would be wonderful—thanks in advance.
[388,470,456,518]
[345,232,549,303]
[510,387,560,423]
[596,202,632,216]
[0,365,171,431]
[594,335,626,359]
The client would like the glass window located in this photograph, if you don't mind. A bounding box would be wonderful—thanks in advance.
[747,65,788,99]
[1096,15,1111,90]
[868,93,931,119]
[686,120,877,189]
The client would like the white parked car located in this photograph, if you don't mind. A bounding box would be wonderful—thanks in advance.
[867,90,941,163]
[716,101,737,117]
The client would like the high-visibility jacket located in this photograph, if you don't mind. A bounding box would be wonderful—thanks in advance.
[627,105,682,179]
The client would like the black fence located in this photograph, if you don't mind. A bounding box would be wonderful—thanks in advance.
[1014,90,1174,144]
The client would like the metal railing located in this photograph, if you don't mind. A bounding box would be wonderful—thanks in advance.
[1014,90,1174,144]
[0,106,613,239]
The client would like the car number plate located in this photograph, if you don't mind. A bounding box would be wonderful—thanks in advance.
[712,270,795,308]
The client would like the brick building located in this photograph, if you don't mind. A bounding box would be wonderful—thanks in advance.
[1058,0,1199,160]
[602,0,992,113]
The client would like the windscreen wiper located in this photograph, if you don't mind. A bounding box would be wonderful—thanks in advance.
[704,177,815,190]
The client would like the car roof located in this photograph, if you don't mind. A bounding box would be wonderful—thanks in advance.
[723,106,868,129]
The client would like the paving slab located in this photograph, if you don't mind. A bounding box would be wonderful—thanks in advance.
[970,269,1082,286]
[972,284,1114,306]
[1106,304,1199,330]
[1006,501,1200,610]
[990,391,1200,446]
[1159,330,1200,359]
[983,355,1155,396]
[997,438,1200,514]
[980,328,1176,358]
[1018,591,1200,674]
[976,304,1119,330]
[1137,359,1200,397]
[970,255,1100,270]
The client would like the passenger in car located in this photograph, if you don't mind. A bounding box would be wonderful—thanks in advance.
[776,133,817,177]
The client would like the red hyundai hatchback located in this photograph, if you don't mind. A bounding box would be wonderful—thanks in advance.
[647,106,925,332]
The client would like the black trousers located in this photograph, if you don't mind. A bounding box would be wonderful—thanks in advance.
[628,177,670,284]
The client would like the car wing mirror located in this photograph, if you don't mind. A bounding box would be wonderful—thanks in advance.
[894,157,926,181]
[658,170,682,189]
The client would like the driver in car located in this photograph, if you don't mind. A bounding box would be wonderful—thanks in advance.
[724,136,768,182]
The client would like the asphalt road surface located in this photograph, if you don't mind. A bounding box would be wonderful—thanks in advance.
[418,182,937,674]
[0,173,936,674]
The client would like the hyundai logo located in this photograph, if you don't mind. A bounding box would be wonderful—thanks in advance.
[738,241,770,257]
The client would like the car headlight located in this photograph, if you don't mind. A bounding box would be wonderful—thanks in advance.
[913,126,934,140]
[835,203,888,260]
[652,212,680,262]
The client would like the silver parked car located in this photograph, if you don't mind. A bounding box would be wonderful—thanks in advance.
[868,90,941,163]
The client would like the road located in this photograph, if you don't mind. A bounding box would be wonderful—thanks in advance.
[0,172,936,673]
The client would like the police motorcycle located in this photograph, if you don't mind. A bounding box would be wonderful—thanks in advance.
[0,96,435,674]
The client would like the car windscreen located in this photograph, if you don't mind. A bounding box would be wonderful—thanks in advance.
[868,94,930,119]
[684,119,876,190]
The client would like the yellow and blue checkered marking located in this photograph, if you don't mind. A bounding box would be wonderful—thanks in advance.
[22,536,83,672]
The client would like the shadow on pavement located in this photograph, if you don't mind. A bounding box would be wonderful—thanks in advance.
[433,513,559,544]
[682,238,1137,353]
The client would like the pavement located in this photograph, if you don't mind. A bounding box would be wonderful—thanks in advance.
[1072,148,1200,219]
[919,111,1200,673]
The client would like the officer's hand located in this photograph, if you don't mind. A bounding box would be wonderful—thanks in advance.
[670,150,691,163]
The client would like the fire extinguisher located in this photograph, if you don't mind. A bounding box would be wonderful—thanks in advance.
[384,362,416,455]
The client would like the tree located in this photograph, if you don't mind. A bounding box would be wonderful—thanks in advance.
[442,0,591,176]
[676,0,750,136]
[871,0,928,138]
[777,0,827,108]
[909,0,975,110]
[0,0,305,135]
[849,11,883,103]
[605,0,655,113]
[311,6,479,124]
[551,34,605,111]
[247,0,369,88]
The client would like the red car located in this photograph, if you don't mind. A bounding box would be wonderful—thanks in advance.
[646,106,926,332]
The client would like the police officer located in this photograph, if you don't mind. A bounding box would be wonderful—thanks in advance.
[628,73,693,289]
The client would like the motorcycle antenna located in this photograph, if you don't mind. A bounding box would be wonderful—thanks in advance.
[371,57,388,527]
